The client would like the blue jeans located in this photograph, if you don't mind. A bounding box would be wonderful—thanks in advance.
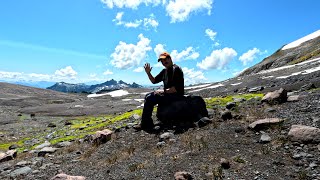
[141,92,183,128]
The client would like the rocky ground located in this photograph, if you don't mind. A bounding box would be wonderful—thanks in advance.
[0,58,320,180]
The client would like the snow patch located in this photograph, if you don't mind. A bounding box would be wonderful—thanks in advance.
[231,82,242,86]
[87,89,130,98]
[185,83,212,90]
[282,30,320,50]
[189,83,224,92]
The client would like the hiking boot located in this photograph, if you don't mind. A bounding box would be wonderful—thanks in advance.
[133,124,155,133]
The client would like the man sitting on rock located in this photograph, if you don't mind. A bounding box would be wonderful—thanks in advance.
[134,52,184,132]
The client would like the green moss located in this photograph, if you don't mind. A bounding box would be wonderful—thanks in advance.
[205,93,264,108]
[18,114,29,121]
[288,49,320,65]
[0,137,31,151]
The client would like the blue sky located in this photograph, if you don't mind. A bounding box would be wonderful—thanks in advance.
[0,0,319,86]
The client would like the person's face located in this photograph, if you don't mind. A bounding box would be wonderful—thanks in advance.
[160,57,173,68]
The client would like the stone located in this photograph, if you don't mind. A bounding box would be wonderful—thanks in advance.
[197,117,212,127]
[174,171,193,180]
[10,166,32,178]
[260,133,271,143]
[287,95,299,102]
[38,147,59,157]
[248,118,284,130]
[35,141,51,149]
[48,122,57,127]
[92,129,113,145]
[0,150,17,163]
[226,102,236,109]
[9,144,19,150]
[50,173,86,180]
[288,125,320,143]
[56,141,72,148]
[220,158,230,169]
[248,86,264,93]
[160,132,174,141]
[221,111,232,120]
[261,88,287,105]
[300,83,316,91]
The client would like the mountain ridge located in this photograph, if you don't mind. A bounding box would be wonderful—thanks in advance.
[47,79,143,93]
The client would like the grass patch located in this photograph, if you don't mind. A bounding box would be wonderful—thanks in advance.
[205,93,264,108]
[288,49,320,65]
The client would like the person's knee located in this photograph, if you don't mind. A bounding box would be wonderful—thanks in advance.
[145,92,155,102]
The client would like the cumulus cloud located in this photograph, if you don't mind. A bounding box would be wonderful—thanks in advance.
[239,48,267,66]
[133,67,144,72]
[154,44,166,57]
[197,47,237,70]
[166,0,213,23]
[0,66,78,82]
[171,47,200,62]
[205,28,217,41]
[113,12,159,30]
[54,66,77,79]
[182,67,207,85]
[101,0,164,9]
[102,0,213,23]
[110,34,152,69]
[103,69,113,75]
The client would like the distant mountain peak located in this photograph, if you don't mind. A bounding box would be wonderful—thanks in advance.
[47,80,142,93]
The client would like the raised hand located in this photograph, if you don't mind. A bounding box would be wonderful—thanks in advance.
[144,63,152,74]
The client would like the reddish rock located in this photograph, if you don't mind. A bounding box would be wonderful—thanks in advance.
[174,171,193,180]
[288,125,320,143]
[93,129,113,145]
[262,88,287,104]
[248,118,284,130]
[50,173,86,180]
[0,150,17,163]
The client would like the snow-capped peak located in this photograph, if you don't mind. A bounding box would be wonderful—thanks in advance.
[282,30,320,50]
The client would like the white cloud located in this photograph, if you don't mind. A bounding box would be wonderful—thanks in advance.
[110,34,152,69]
[171,47,200,62]
[0,66,78,82]
[166,0,213,23]
[54,66,77,79]
[154,62,164,68]
[101,0,164,9]
[0,71,23,79]
[103,69,114,75]
[102,0,213,23]
[113,12,159,30]
[133,67,144,72]
[182,67,207,85]
[197,47,237,70]
[154,44,166,57]
[205,28,217,41]
[239,48,266,66]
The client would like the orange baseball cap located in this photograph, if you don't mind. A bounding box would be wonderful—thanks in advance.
[158,52,171,62]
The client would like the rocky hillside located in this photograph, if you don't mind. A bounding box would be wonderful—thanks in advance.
[47,79,142,93]
[240,30,320,76]
[0,32,320,179]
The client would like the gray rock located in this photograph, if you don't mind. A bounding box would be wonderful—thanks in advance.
[221,111,232,120]
[260,133,271,143]
[226,102,236,109]
[0,150,17,163]
[174,171,193,180]
[56,141,72,148]
[38,147,59,157]
[160,132,174,140]
[50,173,86,180]
[10,166,32,177]
[287,95,299,102]
[35,141,51,149]
[248,86,264,93]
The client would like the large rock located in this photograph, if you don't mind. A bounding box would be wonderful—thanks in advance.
[92,129,113,145]
[288,125,320,143]
[248,118,284,130]
[0,150,17,162]
[262,88,287,105]
[38,147,59,157]
[50,173,86,180]
[10,166,32,178]
[174,171,193,180]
